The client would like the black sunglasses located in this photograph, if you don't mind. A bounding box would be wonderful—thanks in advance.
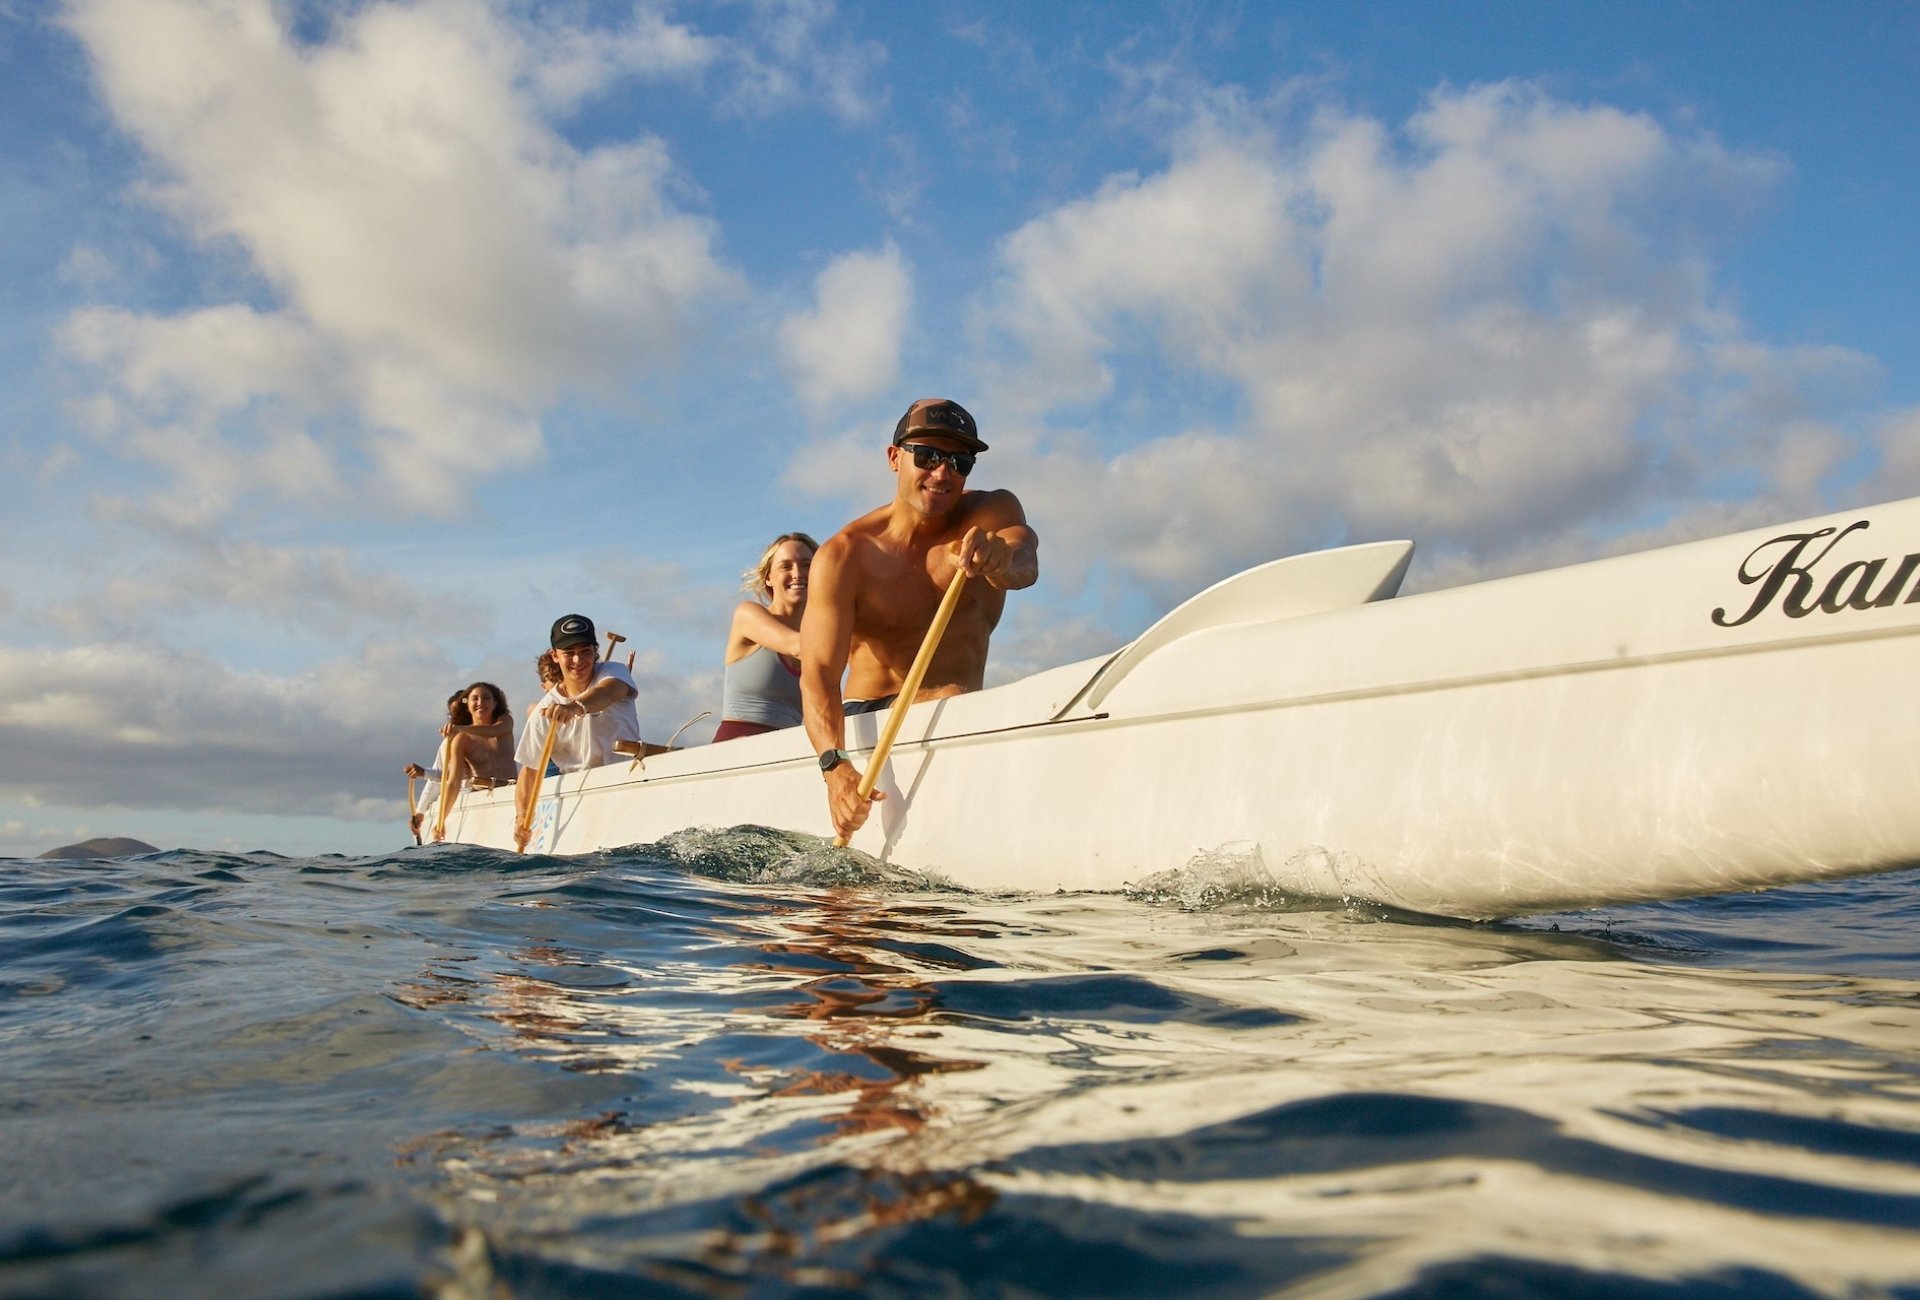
[900,443,975,476]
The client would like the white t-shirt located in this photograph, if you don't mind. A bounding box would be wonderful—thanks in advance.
[514,662,643,773]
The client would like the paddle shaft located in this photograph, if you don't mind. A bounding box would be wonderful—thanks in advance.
[516,705,564,851]
[432,734,459,839]
[835,567,969,846]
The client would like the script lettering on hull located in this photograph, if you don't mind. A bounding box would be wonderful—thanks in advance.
[1713,520,1920,627]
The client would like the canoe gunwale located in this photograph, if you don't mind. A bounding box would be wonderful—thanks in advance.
[453,577,1920,832]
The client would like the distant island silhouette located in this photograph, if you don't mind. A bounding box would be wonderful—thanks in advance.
[37,837,159,860]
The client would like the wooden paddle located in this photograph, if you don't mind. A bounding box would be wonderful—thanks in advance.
[407,774,421,845]
[432,733,459,842]
[835,566,969,847]
[515,704,563,853]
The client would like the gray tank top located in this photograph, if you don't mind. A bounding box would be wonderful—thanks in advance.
[721,646,803,728]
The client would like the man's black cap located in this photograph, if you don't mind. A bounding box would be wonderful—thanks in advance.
[550,614,596,650]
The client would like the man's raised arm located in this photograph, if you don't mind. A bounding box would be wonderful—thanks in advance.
[543,670,635,723]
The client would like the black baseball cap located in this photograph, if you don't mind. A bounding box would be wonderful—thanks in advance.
[550,613,596,650]
[893,397,987,453]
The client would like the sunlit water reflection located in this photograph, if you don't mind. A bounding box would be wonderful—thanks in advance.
[3,830,1917,1297]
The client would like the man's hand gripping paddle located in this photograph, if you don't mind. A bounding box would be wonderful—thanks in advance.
[515,711,562,853]
[834,566,970,848]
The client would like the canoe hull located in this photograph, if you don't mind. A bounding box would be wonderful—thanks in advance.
[443,501,1920,918]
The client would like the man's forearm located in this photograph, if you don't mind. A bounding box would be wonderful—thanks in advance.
[999,548,1038,589]
[801,686,845,757]
[569,678,628,712]
[996,530,1039,590]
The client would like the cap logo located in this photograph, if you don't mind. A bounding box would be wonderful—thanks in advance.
[558,616,589,637]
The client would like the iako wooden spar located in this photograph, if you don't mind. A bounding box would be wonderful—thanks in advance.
[434,496,1920,919]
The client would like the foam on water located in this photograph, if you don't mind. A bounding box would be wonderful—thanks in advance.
[2,836,1918,1297]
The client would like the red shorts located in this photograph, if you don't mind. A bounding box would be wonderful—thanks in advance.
[712,719,779,742]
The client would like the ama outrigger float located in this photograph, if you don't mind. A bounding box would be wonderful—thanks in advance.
[435,496,1920,920]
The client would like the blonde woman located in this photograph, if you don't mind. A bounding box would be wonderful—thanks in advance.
[714,532,817,742]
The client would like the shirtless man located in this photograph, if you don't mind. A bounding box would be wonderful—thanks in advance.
[800,397,1039,841]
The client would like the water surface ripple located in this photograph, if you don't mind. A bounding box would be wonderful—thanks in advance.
[2,832,1917,1297]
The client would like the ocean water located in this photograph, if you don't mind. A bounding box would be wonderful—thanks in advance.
[3,831,1918,1299]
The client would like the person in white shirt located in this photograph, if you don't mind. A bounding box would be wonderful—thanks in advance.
[512,613,642,849]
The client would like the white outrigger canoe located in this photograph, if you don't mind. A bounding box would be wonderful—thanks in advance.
[439,496,1920,919]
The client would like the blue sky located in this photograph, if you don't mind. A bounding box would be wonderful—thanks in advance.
[2,0,1916,857]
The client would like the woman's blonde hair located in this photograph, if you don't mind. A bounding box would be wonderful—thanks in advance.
[741,532,819,599]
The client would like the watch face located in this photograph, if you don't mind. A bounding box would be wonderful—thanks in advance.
[819,749,845,772]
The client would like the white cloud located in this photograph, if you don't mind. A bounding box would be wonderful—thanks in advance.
[56,0,738,519]
[0,639,441,819]
[60,305,334,414]
[778,243,912,411]
[517,0,884,122]
[780,417,894,504]
[0,569,733,847]
[0,633,727,823]
[524,4,725,109]
[1875,408,1920,499]
[36,444,81,484]
[605,555,731,644]
[719,0,887,123]
[57,303,358,519]
[57,243,118,289]
[970,81,1876,600]
[41,507,491,644]
[987,141,1298,406]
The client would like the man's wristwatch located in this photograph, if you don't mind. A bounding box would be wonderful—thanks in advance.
[818,748,852,774]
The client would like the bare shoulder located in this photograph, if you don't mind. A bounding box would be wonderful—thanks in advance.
[810,529,854,580]
[959,487,1029,529]
[818,508,889,569]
